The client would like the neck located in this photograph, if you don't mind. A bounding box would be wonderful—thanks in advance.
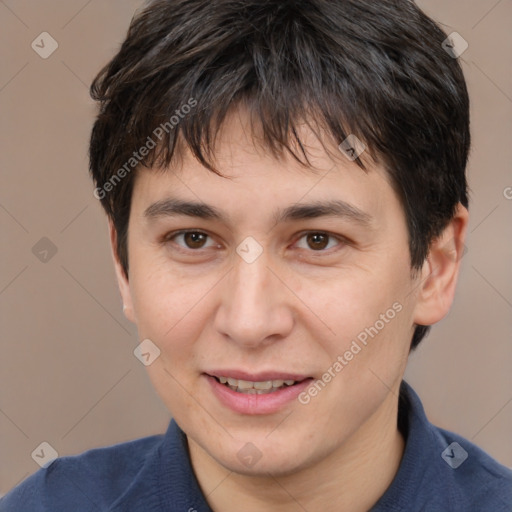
[188,390,405,512]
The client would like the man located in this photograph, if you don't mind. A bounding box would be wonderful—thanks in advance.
[2,0,511,510]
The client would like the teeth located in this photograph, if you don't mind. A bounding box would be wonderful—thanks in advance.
[237,379,254,390]
[215,376,297,394]
[254,381,273,390]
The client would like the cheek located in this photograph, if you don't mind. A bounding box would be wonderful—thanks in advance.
[129,261,214,361]
[307,267,413,414]
[301,281,411,434]
[129,266,215,413]
[316,268,407,347]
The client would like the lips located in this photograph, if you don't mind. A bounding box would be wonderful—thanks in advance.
[204,370,313,414]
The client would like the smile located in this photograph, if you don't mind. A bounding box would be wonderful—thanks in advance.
[214,376,298,394]
[204,372,314,414]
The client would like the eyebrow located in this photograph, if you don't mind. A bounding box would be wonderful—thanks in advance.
[143,197,372,226]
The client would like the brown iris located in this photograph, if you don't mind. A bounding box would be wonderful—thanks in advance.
[306,233,329,250]
[183,232,208,249]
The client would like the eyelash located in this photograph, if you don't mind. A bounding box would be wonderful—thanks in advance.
[162,229,348,255]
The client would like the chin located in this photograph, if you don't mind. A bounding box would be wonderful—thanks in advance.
[219,450,309,478]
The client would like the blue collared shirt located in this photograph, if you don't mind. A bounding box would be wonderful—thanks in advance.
[2,381,511,511]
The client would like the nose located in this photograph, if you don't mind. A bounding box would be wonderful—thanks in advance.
[213,250,295,349]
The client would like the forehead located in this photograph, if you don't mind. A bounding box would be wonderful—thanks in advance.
[130,107,401,227]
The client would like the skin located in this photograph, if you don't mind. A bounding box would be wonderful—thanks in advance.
[111,107,468,511]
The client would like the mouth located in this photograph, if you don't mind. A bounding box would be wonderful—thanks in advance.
[204,370,314,414]
[211,375,302,394]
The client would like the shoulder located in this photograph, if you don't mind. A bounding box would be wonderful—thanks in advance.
[381,382,512,512]
[433,425,512,510]
[0,434,164,512]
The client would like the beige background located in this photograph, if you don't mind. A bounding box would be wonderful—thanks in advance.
[1,0,511,495]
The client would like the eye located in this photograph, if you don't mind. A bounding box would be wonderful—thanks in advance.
[294,232,344,252]
[165,230,218,250]
[163,230,347,255]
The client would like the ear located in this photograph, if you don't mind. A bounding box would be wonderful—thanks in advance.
[412,203,469,326]
[108,219,136,324]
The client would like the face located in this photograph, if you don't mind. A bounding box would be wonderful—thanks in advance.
[116,109,425,476]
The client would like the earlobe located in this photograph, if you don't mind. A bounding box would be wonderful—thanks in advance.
[108,220,136,324]
[412,204,469,327]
